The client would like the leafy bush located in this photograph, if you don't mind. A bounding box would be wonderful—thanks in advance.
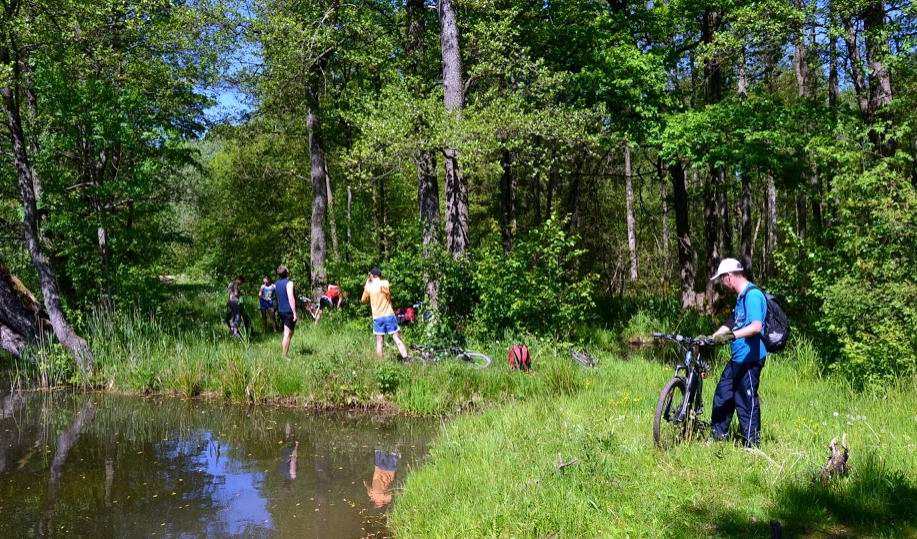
[470,217,596,339]
[375,361,406,395]
[774,160,917,387]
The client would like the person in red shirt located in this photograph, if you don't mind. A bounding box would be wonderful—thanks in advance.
[314,284,343,322]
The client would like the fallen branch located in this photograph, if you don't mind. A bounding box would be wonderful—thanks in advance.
[556,453,579,471]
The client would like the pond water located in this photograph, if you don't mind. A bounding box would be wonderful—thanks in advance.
[0,392,436,538]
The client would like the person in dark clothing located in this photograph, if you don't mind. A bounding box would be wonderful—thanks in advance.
[226,276,245,337]
[275,265,297,357]
[707,258,768,447]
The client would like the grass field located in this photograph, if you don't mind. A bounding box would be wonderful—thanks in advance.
[390,342,917,538]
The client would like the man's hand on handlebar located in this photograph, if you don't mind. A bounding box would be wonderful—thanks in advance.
[711,332,735,345]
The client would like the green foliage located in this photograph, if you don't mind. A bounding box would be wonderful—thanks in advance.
[470,218,596,339]
[375,361,406,396]
[772,155,917,386]
[817,163,917,386]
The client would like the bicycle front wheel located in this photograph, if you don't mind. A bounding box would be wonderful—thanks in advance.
[653,377,690,450]
[458,351,491,369]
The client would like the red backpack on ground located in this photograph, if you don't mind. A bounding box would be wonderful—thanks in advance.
[508,344,531,371]
[395,307,416,325]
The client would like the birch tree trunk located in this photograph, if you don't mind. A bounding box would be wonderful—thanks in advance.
[624,143,638,281]
[764,175,777,278]
[438,0,469,258]
[1,44,93,372]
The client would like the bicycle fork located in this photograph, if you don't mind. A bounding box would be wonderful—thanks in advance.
[674,352,702,423]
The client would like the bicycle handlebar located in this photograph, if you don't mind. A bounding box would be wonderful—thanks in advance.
[651,332,716,347]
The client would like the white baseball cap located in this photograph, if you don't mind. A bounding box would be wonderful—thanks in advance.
[710,258,744,281]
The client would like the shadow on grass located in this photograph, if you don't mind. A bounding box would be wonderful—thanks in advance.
[672,455,917,537]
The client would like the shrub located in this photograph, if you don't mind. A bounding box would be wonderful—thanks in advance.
[774,160,917,387]
[470,217,596,339]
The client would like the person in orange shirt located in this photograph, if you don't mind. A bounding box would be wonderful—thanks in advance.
[361,267,408,360]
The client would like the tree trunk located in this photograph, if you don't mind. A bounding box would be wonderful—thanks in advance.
[546,170,556,217]
[764,175,777,278]
[717,168,732,256]
[624,143,638,281]
[795,189,807,240]
[863,0,894,154]
[418,151,440,307]
[346,186,352,261]
[0,263,45,358]
[740,170,752,272]
[670,162,696,309]
[829,32,839,108]
[306,101,328,297]
[702,9,723,104]
[531,173,542,226]
[324,164,339,259]
[737,47,748,97]
[408,0,440,306]
[842,19,871,120]
[439,0,469,258]
[810,172,823,235]
[499,145,516,253]
[793,10,811,99]
[660,163,670,269]
[1,47,93,372]
[703,171,719,310]
[377,174,388,259]
[96,223,113,310]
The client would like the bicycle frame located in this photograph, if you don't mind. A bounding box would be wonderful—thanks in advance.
[671,347,705,423]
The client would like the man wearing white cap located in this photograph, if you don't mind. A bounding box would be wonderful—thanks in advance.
[707,258,768,447]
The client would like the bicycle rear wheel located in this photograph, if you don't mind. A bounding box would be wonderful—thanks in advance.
[653,377,690,450]
[458,351,491,369]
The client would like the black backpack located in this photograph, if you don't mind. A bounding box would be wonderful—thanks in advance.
[746,285,790,353]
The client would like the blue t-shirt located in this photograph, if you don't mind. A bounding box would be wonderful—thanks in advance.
[730,283,767,364]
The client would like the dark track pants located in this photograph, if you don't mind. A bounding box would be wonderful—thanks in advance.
[711,360,764,446]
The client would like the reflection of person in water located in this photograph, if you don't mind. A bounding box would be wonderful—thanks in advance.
[365,450,400,508]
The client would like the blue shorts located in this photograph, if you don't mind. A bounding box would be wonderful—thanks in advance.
[259,299,274,311]
[372,315,400,335]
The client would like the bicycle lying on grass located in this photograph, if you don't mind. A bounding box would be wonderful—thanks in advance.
[409,344,492,369]
[652,332,723,450]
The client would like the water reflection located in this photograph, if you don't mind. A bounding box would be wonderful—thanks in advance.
[0,392,435,538]
[366,451,400,509]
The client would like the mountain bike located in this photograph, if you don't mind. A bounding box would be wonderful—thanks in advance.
[409,344,492,369]
[651,333,720,450]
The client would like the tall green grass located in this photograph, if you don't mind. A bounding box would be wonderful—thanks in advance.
[390,338,917,537]
[69,301,597,415]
